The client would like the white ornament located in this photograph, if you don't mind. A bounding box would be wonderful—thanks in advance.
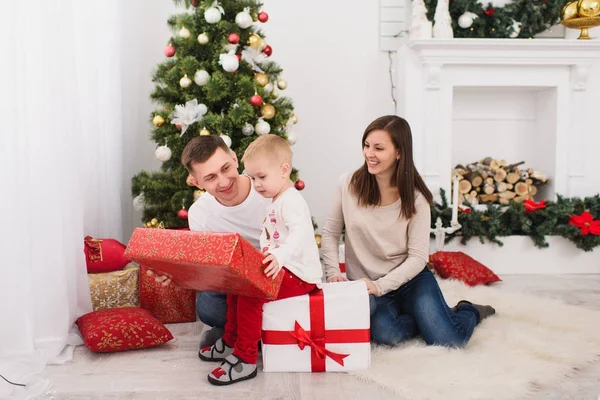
[155,145,172,162]
[219,50,239,72]
[171,98,208,135]
[180,74,192,88]
[220,134,232,147]
[133,192,145,211]
[197,33,209,44]
[287,131,297,146]
[510,20,522,38]
[255,118,270,135]
[263,83,274,94]
[409,0,433,40]
[242,123,254,136]
[235,8,253,29]
[204,2,224,24]
[458,12,476,29]
[433,0,453,39]
[179,26,191,39]
[194,69,210,86]
[241,46,268,72]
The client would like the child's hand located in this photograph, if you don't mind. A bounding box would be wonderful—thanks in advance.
[327,275,348,283]
[263,254,281,279]
[146,269,171,286]
[361,278,378,296]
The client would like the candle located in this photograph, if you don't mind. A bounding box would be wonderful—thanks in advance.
[451,173,459,226]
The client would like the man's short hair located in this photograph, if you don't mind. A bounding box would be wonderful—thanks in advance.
[181,135,230,172]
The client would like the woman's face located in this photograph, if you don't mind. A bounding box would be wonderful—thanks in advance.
[363,129,399,177]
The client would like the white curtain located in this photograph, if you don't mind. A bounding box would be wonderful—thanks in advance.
[0,1,123,398]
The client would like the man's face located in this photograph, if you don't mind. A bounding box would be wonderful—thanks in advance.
[189,148,241,204]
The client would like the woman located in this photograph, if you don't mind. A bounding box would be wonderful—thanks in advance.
[321,115,495,347]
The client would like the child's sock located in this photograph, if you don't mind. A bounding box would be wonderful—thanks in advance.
[452,300,496,322]
[207,354,257,386]
[198,338,234,361]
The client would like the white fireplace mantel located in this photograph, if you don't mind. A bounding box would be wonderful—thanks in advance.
[398,39,600,201]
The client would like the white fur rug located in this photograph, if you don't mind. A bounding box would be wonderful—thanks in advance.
[350,279,600,400]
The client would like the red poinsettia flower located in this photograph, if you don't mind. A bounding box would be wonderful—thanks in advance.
[569,211,600,235]
[483,7,495,16]
[524,199,546,213]
[459,206,471,214]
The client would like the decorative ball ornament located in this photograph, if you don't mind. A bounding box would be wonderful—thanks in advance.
[164,44,175,57]
[151,218,159,226]
[242,123,254,136]
[228,33,240,44]
[277,79,288,90]
[255,118,271,135]
[250,94,263,107]
[194,69,210,86]
[263,83,274,94]
[248,34,261,49]
[271,90,279,99]
[220,134,232,147]
[133,192,145,211]
[178,207,189,220]
[262,45,272,56]
[235,8,253,28]
[179,26,191,39]
[179,74,192,88]
[577,0,600,17]
[258,12,269,23]
[254,73,269,86]
[286,131,297,146]
[219,51,239,72]
[155,145,172,162]
[194,190,206,201]
[458,13,474,29]
[152,115,165,127]
[259,39,268,51]
[260,104,276,119]
[291,114,298,124]
[199,127,211,136]
[294,179,305,191]
[197,33,209,44]
[204,7,223,24]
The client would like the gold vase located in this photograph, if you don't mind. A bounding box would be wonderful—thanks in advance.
[561,16,600,39]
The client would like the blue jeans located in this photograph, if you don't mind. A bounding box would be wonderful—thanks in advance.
[369,268,480,348]
[196,291,228,328]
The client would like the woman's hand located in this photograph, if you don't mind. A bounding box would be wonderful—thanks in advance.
[361,278,379,295]
[327,275,348,283]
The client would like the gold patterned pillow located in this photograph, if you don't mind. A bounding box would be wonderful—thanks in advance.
[88,264,139,311]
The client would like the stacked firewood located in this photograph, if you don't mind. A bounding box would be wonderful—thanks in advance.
[453,157,549,205]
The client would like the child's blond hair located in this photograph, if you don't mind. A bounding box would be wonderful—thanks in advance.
[242,134,293,166]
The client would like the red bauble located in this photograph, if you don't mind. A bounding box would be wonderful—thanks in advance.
[250,94,263,107]
[236,53,241,61]
[164,44,175,57]
[294,180,305,191]
[262,45,272,56]
[228,33,240,44]
[178,208,189,220]
[191,0,197,6]
[258,12,269,23]
[483,7,495,16]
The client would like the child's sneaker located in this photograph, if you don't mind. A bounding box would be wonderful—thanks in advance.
[198,338,233,361]
[207,354,257,386]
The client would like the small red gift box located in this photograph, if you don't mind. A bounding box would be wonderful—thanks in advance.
[124,228,283,300]
[139,265,197,323]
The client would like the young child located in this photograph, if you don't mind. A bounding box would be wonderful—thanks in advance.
[199,134,323,385]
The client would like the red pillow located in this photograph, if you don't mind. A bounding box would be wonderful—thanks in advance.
[84,236,131,273]
[76,307,173,353]
[429,251,501,286]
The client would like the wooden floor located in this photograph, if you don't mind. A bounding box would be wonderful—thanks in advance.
[41,274,600,400]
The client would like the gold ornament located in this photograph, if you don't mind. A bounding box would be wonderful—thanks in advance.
[562,0,580,20]
[151,218,159,226]
[578,0,600,17]
[271,90,279,99]
[180,74,192,88]
[145,222,152,228]
[561,4,600,39]
[259,39,267,50]
[248,34,261,49]
[291,114,298,124]
[277,79,288,90]
[200,127,210,136]
[314,233,322,248]
[152,115,165,127]
[254,73,269,87]
[260,104,276,119]
[194,189,206,200]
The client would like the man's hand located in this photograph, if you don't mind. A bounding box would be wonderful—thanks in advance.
[361,278,378,295]
[146,269,171,286]
[327,275,348,283]
[263,254,281,279]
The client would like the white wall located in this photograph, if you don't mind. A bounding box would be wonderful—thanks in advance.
[120,2,600,240]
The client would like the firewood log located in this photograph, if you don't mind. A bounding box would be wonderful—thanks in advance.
[479,193,499,203]
[506,172,520,184]
[459,179,472,194]
[494,168,508,182]
[483,183,495,195]
[496,182,508,192]
[515,182,529,196]
[498,191,516,199]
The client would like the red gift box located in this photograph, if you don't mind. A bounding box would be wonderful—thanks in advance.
[139,265,197,323]
[124,228,283,300]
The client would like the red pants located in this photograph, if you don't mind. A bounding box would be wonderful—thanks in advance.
[222,269,316,364]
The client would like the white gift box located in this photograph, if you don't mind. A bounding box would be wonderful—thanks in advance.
[261,281,371,372]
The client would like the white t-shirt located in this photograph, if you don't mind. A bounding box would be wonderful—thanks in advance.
[260,188,323,284]
[188,177,271,249]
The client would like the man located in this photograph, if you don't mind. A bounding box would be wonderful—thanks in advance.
[152,135,269,348]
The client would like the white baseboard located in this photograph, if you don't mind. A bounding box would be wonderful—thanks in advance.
[431,236,600,275]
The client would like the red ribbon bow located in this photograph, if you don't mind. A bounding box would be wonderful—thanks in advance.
[524,199,546,213]
[290,321,349,367]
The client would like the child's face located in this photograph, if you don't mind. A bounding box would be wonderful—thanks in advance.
[244,157,289,199]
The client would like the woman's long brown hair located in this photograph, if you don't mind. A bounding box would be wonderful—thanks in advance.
[350,115,433,219]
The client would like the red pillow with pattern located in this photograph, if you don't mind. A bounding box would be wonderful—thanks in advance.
[76,307,173,353]
[429,251,501,286]
[84,236,131,273]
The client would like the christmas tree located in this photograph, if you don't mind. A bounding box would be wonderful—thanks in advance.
[132,0,303,228]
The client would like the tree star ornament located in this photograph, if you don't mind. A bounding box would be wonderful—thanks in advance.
[155,145,172,162]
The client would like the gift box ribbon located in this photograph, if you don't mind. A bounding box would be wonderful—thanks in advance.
[262,288,370,372]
